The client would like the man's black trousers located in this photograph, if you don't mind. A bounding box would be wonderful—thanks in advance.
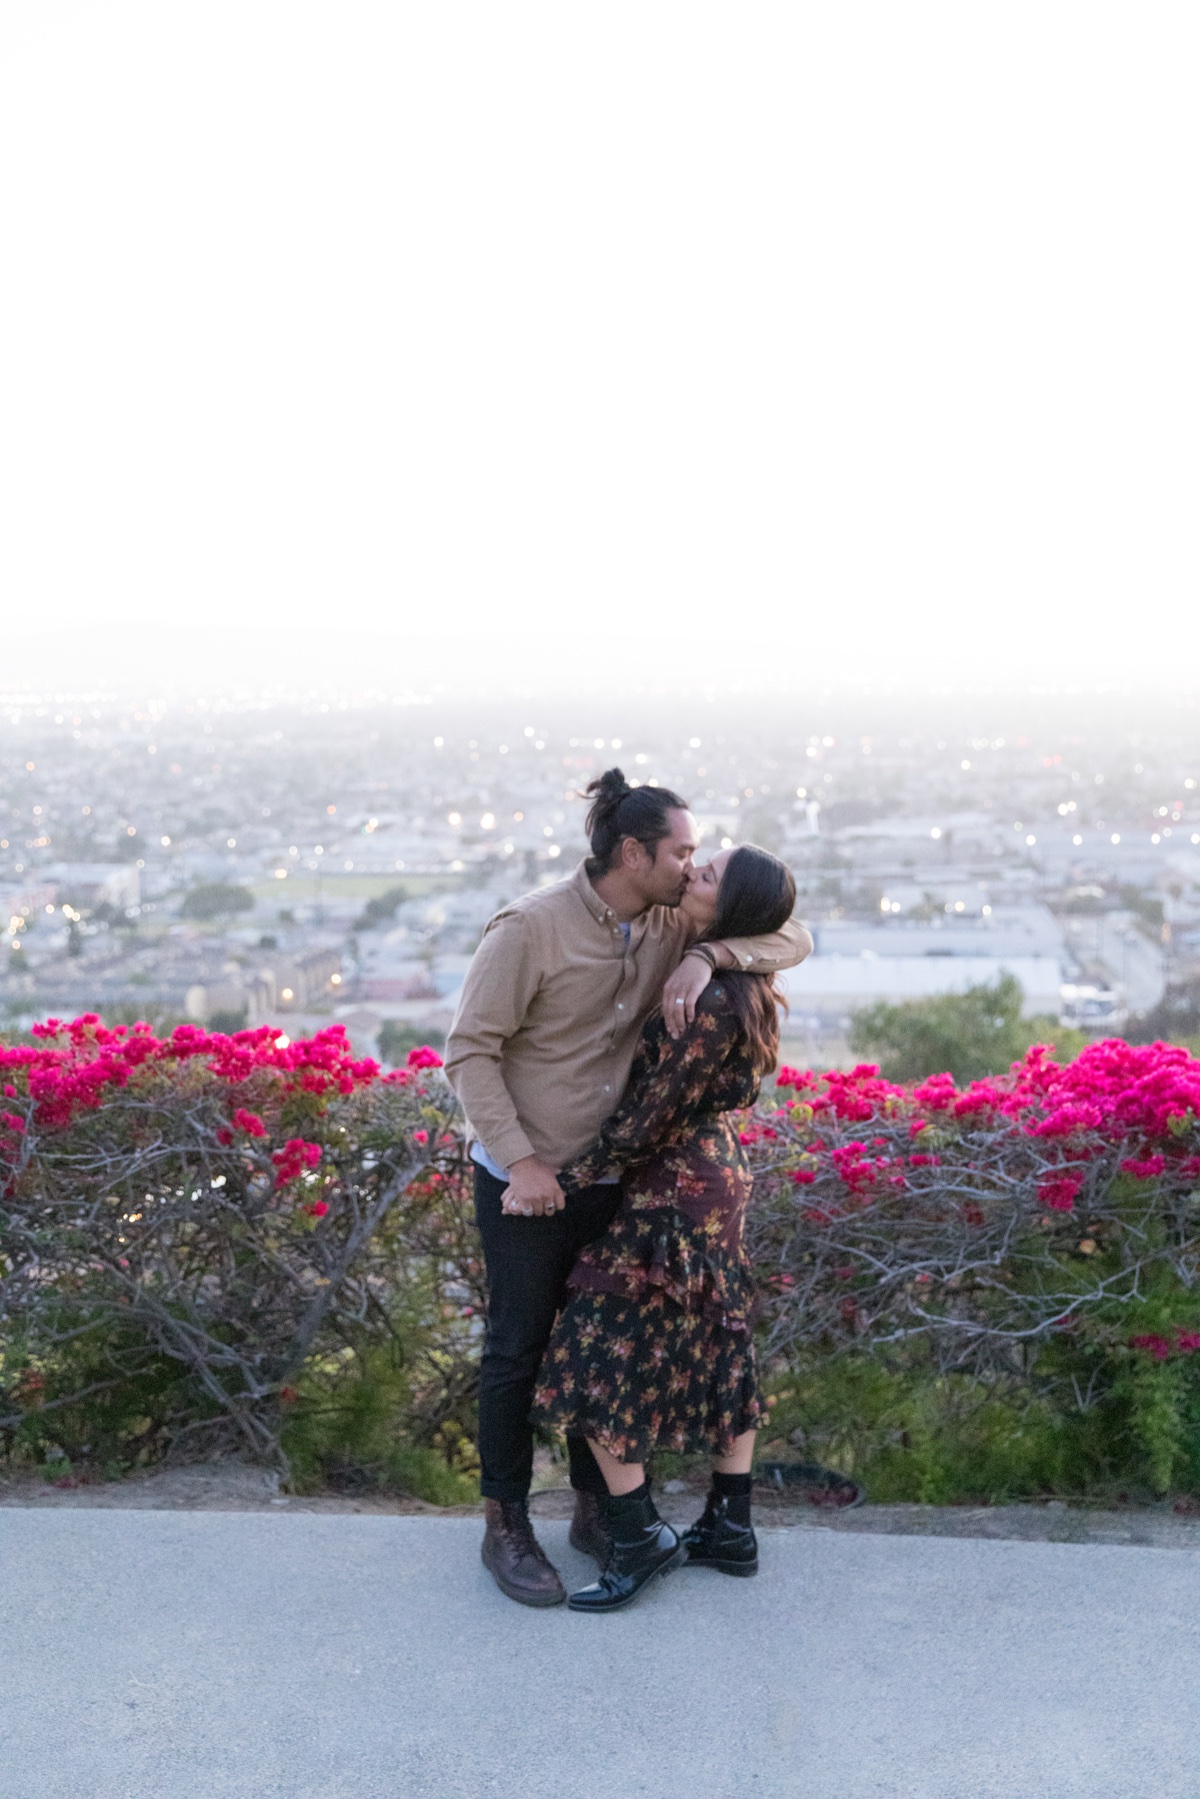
[473,1163,623,1502]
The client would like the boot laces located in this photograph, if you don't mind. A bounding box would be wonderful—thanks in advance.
[499,1501,553,1567]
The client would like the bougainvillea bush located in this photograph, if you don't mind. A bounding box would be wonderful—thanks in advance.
[8,1015,1200,1506]
[745,1039,1200,1500]
[0,1018,480,1496]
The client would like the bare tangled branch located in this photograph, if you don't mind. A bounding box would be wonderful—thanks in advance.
[0,1018,467,1474]
[744,1043,1200,1386]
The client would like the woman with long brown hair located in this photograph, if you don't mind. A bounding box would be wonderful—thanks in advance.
[522,843,796,1612]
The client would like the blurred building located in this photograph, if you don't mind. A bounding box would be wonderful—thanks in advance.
[45,863,140,910]
[780,953,1066,1023]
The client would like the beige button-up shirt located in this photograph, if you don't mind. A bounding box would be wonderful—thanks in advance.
[445,860,812,1171]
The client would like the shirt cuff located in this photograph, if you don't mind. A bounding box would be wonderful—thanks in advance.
[487,1124,538,1170]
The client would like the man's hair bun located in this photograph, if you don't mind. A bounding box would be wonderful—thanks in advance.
[585,767,632,815]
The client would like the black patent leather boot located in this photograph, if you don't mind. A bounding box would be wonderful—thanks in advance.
[567,1487,686,1613]
[682,1491,758,1577]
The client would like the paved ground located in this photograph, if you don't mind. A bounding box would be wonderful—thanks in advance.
[3,1508,1200,1799]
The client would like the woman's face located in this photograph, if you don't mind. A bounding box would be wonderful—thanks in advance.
[680,848,733,931]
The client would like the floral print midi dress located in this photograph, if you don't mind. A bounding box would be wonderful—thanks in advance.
[532,982,766,1463]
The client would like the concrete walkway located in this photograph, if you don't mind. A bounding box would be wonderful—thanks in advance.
[2,1509,1198,1799]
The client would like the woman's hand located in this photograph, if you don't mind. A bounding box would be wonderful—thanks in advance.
[661,951,713,1038]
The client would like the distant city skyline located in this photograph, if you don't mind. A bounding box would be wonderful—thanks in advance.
[1,689,1195,1062]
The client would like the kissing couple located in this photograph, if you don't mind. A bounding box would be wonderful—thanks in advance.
[445,767,811,1611]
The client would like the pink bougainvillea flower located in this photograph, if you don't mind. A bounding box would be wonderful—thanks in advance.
[271,1138,323,1187]
[1130,1333,1173,1361]
[1037,1175,1082,1213]
[1120,1155,1167,1179]
[231,1108,268,1138]
[1,1015,399,1135]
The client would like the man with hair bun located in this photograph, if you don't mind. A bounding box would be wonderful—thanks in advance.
[446,769,812,1608]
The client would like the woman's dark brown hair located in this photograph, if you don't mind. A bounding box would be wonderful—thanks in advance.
[704,844,796,1076]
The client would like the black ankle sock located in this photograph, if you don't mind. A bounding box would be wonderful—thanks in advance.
[605,1479,650,1520]
[712,1471,752,1524]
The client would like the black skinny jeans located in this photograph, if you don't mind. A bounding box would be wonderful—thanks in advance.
[473,1163,623,1502]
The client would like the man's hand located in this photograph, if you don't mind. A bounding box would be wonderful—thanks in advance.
[501,1156,565,1218]
[662,951,713,1039]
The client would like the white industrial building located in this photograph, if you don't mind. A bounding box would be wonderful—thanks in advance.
[778,953,1065,1018]
[780,902,1120,1029]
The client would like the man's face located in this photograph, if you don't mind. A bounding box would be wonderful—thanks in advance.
[636,808,700,908]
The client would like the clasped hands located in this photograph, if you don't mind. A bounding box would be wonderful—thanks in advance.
[500,1157,564,1217]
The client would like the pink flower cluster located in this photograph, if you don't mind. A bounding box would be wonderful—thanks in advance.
[1,1005,443,1197]
[3,1016,383,1131]
[1037,1175,1083,1213]
[271,1138,323,1187]
[774,1039,1200,1217]
[782,1040,1200,1138]
[829,1141,908,1194]
[1121,1155,1167,1179]
[0,1018,446,1162]
[954,1039,1200,1143]
[232,1108,268,1138]
[1130,1331,1200,1361]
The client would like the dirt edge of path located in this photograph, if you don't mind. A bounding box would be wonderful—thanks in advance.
[5,1459,1200,1550]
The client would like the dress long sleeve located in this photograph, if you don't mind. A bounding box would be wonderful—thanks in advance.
[560,990,742,1192]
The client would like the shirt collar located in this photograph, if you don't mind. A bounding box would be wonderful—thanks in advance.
[571,859,614,925]
[571,860,649,941]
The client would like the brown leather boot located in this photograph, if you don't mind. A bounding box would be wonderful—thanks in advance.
[568,1490,613,1566]
[481,1499,566,1607]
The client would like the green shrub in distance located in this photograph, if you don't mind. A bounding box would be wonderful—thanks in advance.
[208,1007,249,1034]
[181,882,255,922]
[849,973,1084,1085]
[379,1020,445,1068]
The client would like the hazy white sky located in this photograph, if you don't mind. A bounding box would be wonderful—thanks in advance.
[1,2,1196,695]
